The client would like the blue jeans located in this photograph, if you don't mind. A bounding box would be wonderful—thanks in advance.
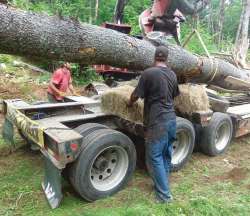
[145,120,177,201]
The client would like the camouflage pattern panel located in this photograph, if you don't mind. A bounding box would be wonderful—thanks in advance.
[5,104,45,147]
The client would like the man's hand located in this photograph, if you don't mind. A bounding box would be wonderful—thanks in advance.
[126,99,133,108]
[73,90,81,96]
[58,91,67,97]
[127,91,139,108]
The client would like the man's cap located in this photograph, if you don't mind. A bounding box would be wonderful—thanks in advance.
[155,46,169,60]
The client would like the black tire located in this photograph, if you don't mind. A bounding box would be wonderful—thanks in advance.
[74,123,109,141]
[73,123,110,155]
[193,123,202,152]
[69,128,136,201]
[65,123,109,182]
[200,112,233,156]
[171,117,195,172]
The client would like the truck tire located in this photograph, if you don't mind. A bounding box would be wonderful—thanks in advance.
[193,123,202,152]
[69,128,136,201]
[65,123,109,182]
[74,123,109,141]
[171,117,195,172]
[200,112,233,156]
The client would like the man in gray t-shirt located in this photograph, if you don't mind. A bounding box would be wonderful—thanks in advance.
[128,46,179,202]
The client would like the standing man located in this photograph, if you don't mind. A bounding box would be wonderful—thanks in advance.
[47,62,76,102]
[128,46,179,202]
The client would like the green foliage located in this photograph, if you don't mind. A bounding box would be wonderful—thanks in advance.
[11,0,32,10]
[0,54,15,64]
[96,0,117,25]
[199,0,243,48]
[71,65,103,86]
[123,0,151,35]
[37,72,51,84]
[181,23,218,55]
[219,0,242,41]
[11,0,117,24]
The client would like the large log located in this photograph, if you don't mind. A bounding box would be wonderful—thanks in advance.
[0,4,250,90]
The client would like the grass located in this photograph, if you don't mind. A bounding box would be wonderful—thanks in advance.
[0,134,250,216]
[0,54,103,88]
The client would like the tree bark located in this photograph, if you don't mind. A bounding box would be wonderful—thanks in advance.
[114,0,128,23]
[234,0,250,67]
[89,0,93,24]
[0,4,250,90]
[208,0,215,35]
[95,0,99,22]
[216,0,225,48]
[0,0,7,4]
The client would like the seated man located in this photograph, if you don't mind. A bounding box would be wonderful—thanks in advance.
[47,62,76,102]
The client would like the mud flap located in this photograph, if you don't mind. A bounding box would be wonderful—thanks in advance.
[2,118,14,145]
[42,156,63,209]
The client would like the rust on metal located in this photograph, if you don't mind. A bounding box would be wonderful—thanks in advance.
[234,119,250,138]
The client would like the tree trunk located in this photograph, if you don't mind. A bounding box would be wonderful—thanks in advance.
[208,0,215,35]
[89,0,93,24]
[216,0,226,49]
[95,0,99,22]
[0,4,250,91]
[234,0,250,67]
[0,0,7,4]
[114,0,128,23]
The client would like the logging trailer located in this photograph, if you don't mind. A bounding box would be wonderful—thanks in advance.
[2,94,250,209]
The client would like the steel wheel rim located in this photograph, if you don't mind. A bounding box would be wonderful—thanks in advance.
[172,129,191,165]
[215,123,230,151]
[89,146,129,191]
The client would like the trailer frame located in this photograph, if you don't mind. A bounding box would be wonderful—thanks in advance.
[3,95,249,209]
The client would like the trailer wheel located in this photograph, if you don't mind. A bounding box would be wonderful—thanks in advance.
[69,129,136,201]
[200,112,233,156]
[171,117,195,172]
[66,123,109,183]
[74,123,109,141]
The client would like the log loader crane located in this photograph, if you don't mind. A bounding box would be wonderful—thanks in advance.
[95,0,208,79]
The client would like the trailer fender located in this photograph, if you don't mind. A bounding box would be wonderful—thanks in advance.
[42,156,63,209]
[2,118,14,145]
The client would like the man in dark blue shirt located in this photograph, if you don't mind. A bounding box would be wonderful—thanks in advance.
[128,46,179,202]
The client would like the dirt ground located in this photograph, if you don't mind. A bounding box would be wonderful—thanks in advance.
[0,72,47,101]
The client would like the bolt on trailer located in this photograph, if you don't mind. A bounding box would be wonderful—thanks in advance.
[2,94,248,209]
